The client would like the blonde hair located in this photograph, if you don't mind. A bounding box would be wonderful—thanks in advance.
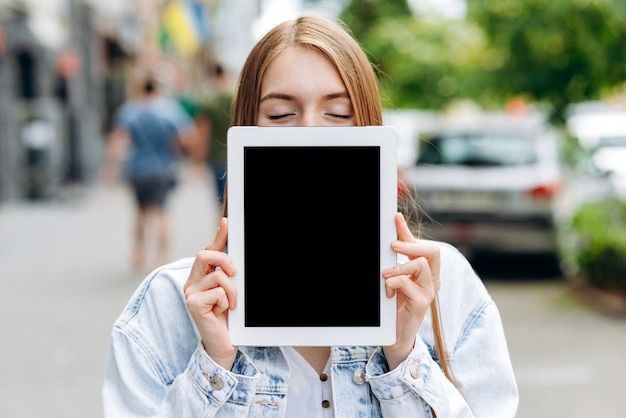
[233,14,382,126]
[228,14,457,387]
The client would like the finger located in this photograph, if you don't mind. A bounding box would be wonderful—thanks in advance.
[186,267,236,293]
[186,286,232,315]
[383,257,433,293]
[185,250,237,299]
[393,212,440,279]
[204,250,236,276]
[383,274,435,303]
[395,212,416,243]
[186,270,238,310]
[187,217,231,288]
[207,217,229,251]
[383,257,426,280]
[189,249,237,277]
[389,240,440,288]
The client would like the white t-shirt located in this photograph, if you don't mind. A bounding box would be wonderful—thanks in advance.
[281,347,335,418]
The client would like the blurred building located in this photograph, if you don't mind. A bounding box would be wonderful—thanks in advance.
[0,0,261,204]
[0,0,103,201]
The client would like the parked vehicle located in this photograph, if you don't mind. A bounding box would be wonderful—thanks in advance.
[405,109,569,268]
[566,103,626,197]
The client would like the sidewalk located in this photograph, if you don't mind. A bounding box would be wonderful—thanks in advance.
[0,164,220,418]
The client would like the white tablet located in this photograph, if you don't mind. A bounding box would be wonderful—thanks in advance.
[227,126,398,347]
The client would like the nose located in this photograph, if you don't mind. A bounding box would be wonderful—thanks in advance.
[300,109,321,127]
[300,116,316,127]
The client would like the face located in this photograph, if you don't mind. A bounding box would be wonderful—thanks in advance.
[258,45,355,127]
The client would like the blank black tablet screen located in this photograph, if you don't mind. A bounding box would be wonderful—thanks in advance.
[244,146,381,327]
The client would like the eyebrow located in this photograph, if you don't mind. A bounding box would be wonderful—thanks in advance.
[259,91,350,103]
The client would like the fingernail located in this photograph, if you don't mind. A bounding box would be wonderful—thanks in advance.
[391,240,405,249]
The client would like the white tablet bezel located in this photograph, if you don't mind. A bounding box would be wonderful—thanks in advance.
[227,126,398,346]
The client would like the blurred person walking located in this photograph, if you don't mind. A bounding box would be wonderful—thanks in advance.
[102,75,197,271]
[201,64,233,206]
[178,64,233,206]
[197,91,231,205]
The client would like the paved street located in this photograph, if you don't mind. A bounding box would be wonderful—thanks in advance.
[1,164,624,417]
[0,164,221,418]
[488,280,626,417]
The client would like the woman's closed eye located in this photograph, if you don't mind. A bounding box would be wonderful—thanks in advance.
[267,113,294,120]
[326,112,353,120]
[323,98,354,122]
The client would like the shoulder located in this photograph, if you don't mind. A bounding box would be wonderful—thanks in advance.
[420,240,495,345]
[423,239,490,303]
[109,258,202,385]
[114,257,199,348]
[114,101,141,126]
[152,97,193,126]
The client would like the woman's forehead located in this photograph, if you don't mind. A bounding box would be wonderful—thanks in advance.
[262,45,344,90]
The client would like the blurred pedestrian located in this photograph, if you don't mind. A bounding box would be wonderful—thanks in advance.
[103,15,518,417]
[20,113,55,200]
[203,64,233,205]
[179,64,233,205]
[102,74,197,271]
[199,91,231,205]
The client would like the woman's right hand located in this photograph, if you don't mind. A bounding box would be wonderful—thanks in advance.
[184,217,239,370]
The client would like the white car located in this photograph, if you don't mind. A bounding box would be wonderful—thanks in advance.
[566,105,626,197]
[405,110,568,269]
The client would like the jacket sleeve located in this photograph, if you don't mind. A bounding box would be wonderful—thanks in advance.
[366,241,519,417]
[366,298,519,417]
[103,327,260,417]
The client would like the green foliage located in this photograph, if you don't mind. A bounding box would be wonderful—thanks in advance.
[361,16,491,110]
[338,0,626,121]
[340,0,412,41]
[566,198,626,295]
[340,2,492,110]
[466,0,626,122]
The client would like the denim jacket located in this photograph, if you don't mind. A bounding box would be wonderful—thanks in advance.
[103,241,518,417]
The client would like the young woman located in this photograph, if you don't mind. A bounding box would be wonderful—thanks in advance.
[103,14,519,417]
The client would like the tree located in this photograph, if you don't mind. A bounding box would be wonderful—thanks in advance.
[466,0,626,121]
[340,1,489,110]
[340,0,412,40]
[360,16,490,110]
[338,0,626,120]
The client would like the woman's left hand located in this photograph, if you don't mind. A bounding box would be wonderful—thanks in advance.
[381,212,441,370]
